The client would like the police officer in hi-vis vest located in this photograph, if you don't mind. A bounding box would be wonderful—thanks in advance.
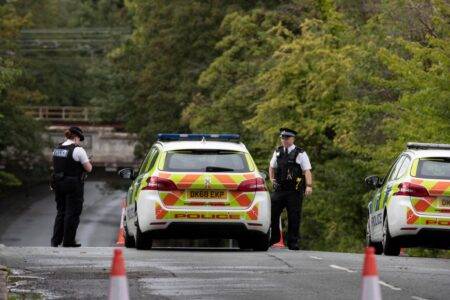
[269,128,313,250]
[51,126,92,247]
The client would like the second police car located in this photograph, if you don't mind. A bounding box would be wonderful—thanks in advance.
[365,143,450,255]
[118,134,271,251]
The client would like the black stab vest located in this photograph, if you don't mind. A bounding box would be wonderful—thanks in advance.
[52,143,84,178]
[274,146,306,191]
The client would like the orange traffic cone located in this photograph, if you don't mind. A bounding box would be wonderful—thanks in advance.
[272,217,285,248]
[116,202,126,246]
[361,247,382,300]
[108,249,129,300]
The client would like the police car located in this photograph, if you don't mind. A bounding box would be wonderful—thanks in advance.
[365,143,450,255]
[118,134,271,251]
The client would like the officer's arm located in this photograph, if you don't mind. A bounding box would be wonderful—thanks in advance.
[83,161,93,173]
[269,151,277,182]
[76,147,93,173]
[269,167,276,182]
[303,169,312,187]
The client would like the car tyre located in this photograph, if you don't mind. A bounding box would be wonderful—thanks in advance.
[382,216,400,256]
[366,221,383,255]
[237,238,253,250]
[135,221,153,250]
[251,232,270,252]
[124,222,135,248]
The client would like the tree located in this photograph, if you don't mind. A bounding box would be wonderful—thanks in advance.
[0,2,43,194]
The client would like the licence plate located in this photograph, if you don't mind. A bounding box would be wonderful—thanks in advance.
[439,198,450,207]
[188,190,227,200]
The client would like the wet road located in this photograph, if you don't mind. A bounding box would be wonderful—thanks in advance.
[0,246,449,299]
[0,181,124,247]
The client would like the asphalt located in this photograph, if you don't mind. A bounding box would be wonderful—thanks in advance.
[0,180,123,247]
[0,246,449,299]
[0,180,449,299]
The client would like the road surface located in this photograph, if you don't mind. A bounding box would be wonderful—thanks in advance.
[0,246,449,299]
[0,180,449,299]
[0,180,124,247]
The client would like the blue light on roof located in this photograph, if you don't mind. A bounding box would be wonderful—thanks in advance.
[157,133,240,141]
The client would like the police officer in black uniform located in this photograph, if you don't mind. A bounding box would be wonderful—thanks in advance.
[269,128,313,250]
[51,126,92,247]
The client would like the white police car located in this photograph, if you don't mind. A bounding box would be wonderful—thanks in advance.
[118,134,271,251]
[366,143,450,255]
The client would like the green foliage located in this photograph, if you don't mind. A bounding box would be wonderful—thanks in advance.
[109,0,261,156]
[1,0,449,255]
[0,2,44,194]
[104,0,450,253]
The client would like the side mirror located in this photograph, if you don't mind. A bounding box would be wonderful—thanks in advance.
[118,168,135,180]
[259,170,269,181]
[364,175,381,190]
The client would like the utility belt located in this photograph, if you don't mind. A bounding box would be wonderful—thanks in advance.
[50,172,83,191]
[274,177,304,192]
[53,172,82,181]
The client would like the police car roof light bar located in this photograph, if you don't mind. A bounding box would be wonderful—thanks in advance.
[157,133,240,142]
[407,142,450,150]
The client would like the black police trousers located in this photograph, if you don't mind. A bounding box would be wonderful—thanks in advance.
[270,190,303,248]
[51,177,84,245]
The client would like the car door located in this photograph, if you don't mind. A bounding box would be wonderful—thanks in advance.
[385,155,411,209]
[370,155,405,240]
[126,148,157,233]
[132,147,158,202]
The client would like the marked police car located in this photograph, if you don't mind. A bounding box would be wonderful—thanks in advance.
[365,143,450,255]
[118,134,271,251]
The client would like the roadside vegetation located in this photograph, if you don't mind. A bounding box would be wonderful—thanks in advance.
[0,0,449,256]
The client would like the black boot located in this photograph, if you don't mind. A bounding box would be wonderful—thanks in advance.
[63,241,81,247]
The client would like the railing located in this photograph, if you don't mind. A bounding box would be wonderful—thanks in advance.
[23,106,98,122]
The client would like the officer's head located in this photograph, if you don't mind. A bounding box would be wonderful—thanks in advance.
[279,128,296,148]
[65,126,85,143]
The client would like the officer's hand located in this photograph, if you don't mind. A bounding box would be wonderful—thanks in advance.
[270,178,278,189]
[305,186,313,196]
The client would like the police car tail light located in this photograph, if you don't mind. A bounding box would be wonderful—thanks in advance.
[237,178,266,192]
[394,182,429,197]
[143,176,177,191]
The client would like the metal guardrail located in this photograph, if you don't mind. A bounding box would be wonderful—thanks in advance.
[23,106,98,122]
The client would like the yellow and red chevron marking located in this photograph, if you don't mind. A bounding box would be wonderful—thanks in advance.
[154,202,259,221]
[157,172,257,208]
[158,172,256,190]
[246,205,259,220]
[406,207,450,226]
[407,179,450,214]
[410,179,450,196]
[406,208,419,224]
[155,203,168,219]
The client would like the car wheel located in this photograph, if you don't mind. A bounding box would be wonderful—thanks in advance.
[366,221,383,255]
[382,216,400,256]
[237,238,253,250]
[124,222,135,248]
[135,221,153,250]
[251,232,270,252]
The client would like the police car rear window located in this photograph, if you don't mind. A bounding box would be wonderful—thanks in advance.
[416,158,450,180]
[163,150,249,173]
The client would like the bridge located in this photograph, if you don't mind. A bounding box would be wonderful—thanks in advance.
[24,106,139,171]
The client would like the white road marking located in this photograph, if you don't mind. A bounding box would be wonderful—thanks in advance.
[411,296,430,300]
[309,255,323,260]
[378,280,402,291]
[329,264,356,273]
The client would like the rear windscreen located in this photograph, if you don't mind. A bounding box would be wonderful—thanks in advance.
[163,150,250,172]
[416,158,450,180]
